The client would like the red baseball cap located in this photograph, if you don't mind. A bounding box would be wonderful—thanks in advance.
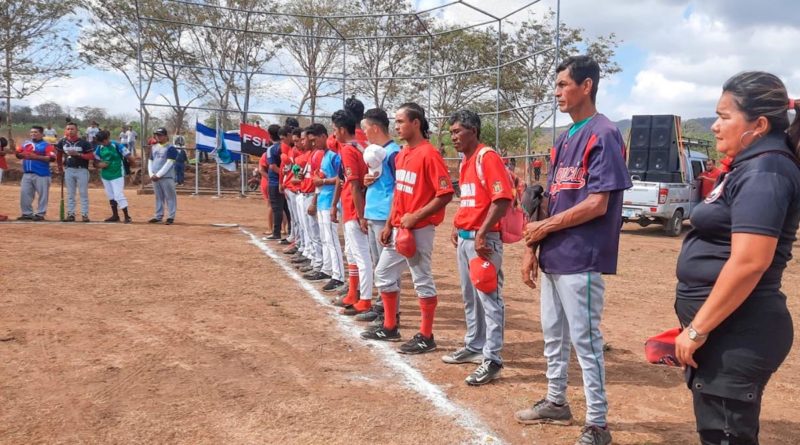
[469,257,497,293]
[644,327,681,367]
[395,228,416,258]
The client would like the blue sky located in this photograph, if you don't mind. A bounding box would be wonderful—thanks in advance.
[23,0,800,127]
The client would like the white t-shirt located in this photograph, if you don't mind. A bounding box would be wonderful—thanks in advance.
[119,131,128,144]
[86,126,99,141]
[44,128,57,138]
[126,130,137,144]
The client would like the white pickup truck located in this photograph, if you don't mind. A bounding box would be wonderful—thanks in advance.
[622,146,710,236]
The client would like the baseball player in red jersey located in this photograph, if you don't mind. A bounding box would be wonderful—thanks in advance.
[360,102,454,354]
[332,109,374,315]
[443,109,513,385]
[292,129,326,280]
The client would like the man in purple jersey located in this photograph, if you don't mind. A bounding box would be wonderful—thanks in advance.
[514,55,632,445]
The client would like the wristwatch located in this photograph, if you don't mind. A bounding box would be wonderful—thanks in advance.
[687,324,708,342]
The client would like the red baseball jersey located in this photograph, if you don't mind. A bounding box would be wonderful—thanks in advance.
[326,134,340,153]
[390,140,454,229]
[454,145,514,231]
[294,150,315,194]
[340,141,367,222]
[259,152,269,190]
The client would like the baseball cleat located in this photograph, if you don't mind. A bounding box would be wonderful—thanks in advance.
[465,360,502,386]
[398,333,436,355]
[442,347,484,365]
[360,326,401,342]
[514,399,573,426]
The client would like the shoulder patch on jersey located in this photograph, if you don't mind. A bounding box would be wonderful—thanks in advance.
[438,176,449,189]
[492,180,502,194]
[345,166,352,177]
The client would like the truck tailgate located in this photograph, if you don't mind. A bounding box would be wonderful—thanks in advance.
[623,181,659,206]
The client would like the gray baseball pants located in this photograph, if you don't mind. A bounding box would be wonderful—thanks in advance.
[20,173,50,216]
[65,167,90,216]
[457,233,505,364]
[153,177,177,219]
[540,271,608,426]
[374,225,436,298]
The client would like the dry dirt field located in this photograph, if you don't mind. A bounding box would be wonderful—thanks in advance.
[1,182,799,445]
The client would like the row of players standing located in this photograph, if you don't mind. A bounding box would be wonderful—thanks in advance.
[8,123,181,225]
[256,57,629,445]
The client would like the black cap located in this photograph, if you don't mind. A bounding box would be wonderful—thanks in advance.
[153,127,168,136]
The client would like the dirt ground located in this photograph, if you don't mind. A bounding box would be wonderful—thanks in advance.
[1,182,799,445]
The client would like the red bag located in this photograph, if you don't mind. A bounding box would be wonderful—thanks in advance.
[644,327,681,367]
[473,146,525,244]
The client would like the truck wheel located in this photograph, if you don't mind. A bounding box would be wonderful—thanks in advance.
[665,209,683,237]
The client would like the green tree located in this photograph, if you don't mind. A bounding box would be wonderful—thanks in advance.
[501,10,620,153]
[281,0,345,119]
[0,0,80,138]
[342,0,422,110]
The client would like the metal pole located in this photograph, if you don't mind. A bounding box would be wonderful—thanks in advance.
[526,105,532,183]
[342,39,347,106]
[194,145,199,195]
[551,0,562,148]
[135,0,146,193]
[427,35,432,114]
[495,19,502,150]
[216,113,221,197]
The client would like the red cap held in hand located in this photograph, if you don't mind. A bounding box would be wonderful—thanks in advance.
[395,228,416,258]
[469,257,497,293]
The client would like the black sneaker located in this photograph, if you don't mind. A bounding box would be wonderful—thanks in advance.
[17,215,34,221]
[279,238,291,245]
[303,271,330,281]
[298,265,314,273]
[360,326,401,342]
[291,256,310,264]
[398,333,436,355]
[65,214,75,222]
[148,217,161,224]
[165,218,174,225]
[465,360,502,386]
[124,216,132,224]
[264,234,281,240]
[283,246,298,255]
[104,215,120,222]
[81,215,90,222]
[32,215,45,221]
[322,279,344,292]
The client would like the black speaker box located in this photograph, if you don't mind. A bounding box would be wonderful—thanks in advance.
[628,149,649,171]
[650,115,675,149]
[630,115,651,149]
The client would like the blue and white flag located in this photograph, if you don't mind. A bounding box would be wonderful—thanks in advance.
[224,130,242,162]
[214,128,238,172]
[195,121,217,153]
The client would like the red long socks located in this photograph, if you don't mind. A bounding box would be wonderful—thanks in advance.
[419,296,438,338]
[382,291,399,329]
[343,264,359,305]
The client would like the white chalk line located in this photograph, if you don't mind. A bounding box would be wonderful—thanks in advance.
[240,227,504,445]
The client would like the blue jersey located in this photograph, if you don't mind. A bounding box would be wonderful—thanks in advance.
[540,114,632,275]
[365,140,400,221]
[267,142,281,186]
[317,150,341,211]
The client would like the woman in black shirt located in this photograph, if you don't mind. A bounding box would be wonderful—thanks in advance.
[674,71,800,444]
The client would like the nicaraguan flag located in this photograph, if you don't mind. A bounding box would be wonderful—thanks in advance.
[195,122,217,153]
[224,130,242,162]
[214,129,238,172]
